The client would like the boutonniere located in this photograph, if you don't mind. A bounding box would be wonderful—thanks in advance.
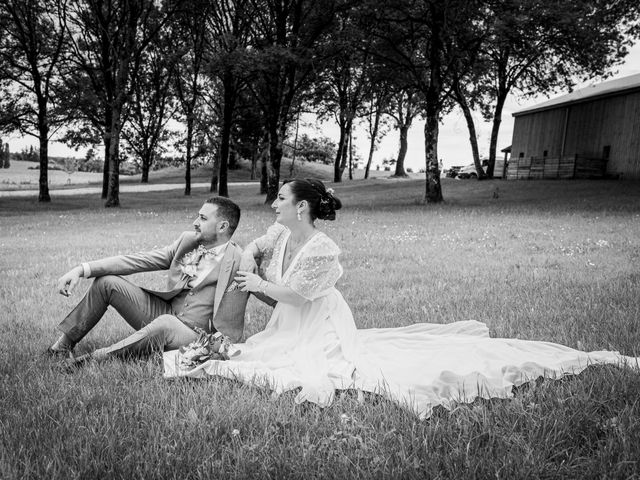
[225,280,241,293]
[180,248,201,278]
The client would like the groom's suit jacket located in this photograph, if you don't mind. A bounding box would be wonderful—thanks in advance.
[85,232,249,342]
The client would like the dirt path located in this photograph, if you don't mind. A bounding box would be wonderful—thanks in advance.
[0,181,259,198]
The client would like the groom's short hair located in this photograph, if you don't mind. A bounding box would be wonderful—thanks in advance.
[205,197,241,235]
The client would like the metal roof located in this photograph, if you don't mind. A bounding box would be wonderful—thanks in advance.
[513,73,640,116]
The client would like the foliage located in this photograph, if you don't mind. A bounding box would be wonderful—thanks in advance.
[1,180,640,478]
[470,0,640,175]
[1,0,640,206]
[285,133,337,165]
[15,145,39,162]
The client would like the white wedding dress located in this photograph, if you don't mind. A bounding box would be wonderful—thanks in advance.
[164,223,638,418]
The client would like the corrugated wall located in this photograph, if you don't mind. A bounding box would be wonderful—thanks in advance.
[511,91,640,179]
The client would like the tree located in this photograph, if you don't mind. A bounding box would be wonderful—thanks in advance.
[204,0,256,197]
[478,0,640,177]
[121,22,177,183]
[0,0,68,201]
[289,133,336,164]
[364,0,480,202]
[169,0,211,196]
[361,80,391,179]
[387,87,421,178]
[63,0,175,206]
[313,8,374,183]
[246,0,344,203]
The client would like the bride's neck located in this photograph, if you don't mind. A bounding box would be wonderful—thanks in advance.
[288,223,316,242]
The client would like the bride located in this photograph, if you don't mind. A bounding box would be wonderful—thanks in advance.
[163,178,638,418]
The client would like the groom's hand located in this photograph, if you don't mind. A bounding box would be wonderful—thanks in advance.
[57,265,83,296]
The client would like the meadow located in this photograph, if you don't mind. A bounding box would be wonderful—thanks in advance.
[1,177,640,479]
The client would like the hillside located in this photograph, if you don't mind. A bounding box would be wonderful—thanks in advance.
[0,157,406,191]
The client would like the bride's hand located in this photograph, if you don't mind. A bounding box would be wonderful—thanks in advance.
[235,270,263,292]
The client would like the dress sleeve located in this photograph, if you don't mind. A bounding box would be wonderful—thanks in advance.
[254,222,286,259]
[253,222,286,280]
[286,235,343,301]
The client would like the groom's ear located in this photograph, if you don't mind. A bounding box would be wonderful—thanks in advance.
[218,220,230,233]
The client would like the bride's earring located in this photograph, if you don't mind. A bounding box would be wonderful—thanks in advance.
[297,211,302,221]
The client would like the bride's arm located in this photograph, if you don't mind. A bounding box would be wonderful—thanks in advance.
[239,241,260,272]
[235,271,307,307]
[239,223,286,272]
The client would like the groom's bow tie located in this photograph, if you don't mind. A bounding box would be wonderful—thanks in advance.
[195,244,223,258]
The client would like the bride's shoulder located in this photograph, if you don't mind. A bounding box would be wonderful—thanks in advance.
[309,231,341,256]
[265,222,288,239]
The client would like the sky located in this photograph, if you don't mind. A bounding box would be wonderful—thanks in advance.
[5,42,640,170]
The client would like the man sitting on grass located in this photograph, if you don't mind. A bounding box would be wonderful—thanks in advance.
[49,197,251,367]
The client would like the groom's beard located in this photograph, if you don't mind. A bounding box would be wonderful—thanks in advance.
[195,230,217,246]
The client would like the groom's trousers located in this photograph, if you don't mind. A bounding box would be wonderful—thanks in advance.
[58,275,198,357]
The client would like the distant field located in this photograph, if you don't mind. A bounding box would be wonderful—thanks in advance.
[1,178,639,479]
[0,158,412,191]
[0,160,106,189]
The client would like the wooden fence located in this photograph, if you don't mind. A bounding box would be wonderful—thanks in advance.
[505,155,608,180]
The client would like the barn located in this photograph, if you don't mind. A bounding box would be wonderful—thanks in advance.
[507,73,640,180]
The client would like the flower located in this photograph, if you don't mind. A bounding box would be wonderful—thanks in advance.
[177,329,239,369]
[179,248,202,277]
[231,429,240,437]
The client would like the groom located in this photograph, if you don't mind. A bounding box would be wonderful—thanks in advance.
[48,196,250,361]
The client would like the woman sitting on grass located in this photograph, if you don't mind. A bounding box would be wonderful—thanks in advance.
[163,178,638,418]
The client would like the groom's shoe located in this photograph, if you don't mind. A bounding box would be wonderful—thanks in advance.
[45,345,74,358]
[45,334,75,358]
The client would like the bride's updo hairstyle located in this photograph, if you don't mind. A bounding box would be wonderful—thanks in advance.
[284,178,342,221]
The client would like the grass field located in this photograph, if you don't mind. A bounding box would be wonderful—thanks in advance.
[0,157,407,191]
[1,177,640,479]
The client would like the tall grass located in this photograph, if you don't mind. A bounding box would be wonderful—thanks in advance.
[1,178,639,479]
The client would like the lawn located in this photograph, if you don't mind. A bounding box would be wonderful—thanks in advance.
[1,177,640,479]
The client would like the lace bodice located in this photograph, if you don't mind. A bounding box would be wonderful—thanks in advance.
[254,223,343,300]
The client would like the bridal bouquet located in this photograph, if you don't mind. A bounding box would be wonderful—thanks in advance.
[178,328,240,370]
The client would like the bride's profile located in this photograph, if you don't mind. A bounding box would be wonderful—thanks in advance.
[163,178,638,418]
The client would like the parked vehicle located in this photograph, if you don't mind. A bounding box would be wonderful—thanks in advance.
[444,166,462,178]
[457,161,488,179]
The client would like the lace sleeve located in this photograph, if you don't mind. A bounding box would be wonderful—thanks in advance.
[254,222,286,259]
[285,234,343,301]
[254,222,286,279]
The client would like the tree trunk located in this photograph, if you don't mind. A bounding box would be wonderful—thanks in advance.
[104,101,124,207]
[141,151,151,183]
[364,107,381,179]
[454,82,485,179]
[423,4,443,203]
[393,125,409,177]
[218,85,234,198]
[260,152,268,194]
[102,134,110,199]
[185,115,193,196]
[339,120,351,179]
[250,149,257,180]
[38,120,50,202]
[333,123,346,183]
[265,127,283,204]
[487,92,507,178]
[348,129,353,180]
[423,115,442,203]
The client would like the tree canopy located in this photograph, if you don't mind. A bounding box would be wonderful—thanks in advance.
[1,0,638,205]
